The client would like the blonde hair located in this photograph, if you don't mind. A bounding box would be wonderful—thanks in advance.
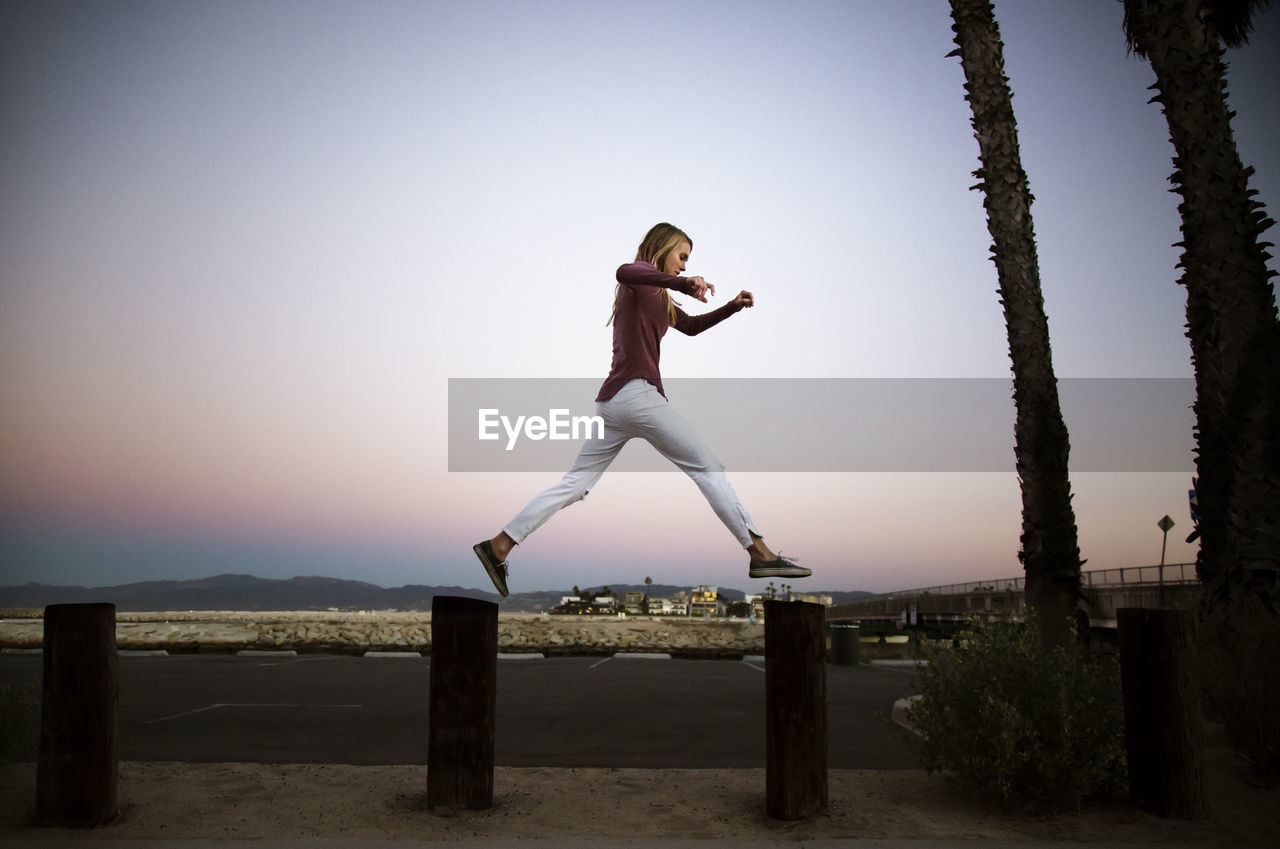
[608,222,691,326]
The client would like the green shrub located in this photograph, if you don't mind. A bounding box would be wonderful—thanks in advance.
[907,614,1126,813]
[1198,593,1280,783]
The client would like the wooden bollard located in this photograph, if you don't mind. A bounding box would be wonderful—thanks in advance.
[36,602,119,827]
[1117,607,1207,819]
[427,595,498,811]
[764,599,827,820]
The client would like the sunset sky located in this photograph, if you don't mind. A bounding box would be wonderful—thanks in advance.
[2,1,1277,595]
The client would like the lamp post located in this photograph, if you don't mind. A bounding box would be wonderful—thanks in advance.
[1157,515,1175,605]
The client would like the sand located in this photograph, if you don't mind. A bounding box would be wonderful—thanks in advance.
[2,747,1277,844]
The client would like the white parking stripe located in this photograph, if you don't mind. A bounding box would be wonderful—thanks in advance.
[143,702,362,724]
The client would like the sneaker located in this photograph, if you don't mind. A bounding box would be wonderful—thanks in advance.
[748,553,811,579]
[473,540,510,597]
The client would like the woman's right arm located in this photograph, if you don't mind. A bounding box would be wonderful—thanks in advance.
[616,261,694,295]
[616,262,713,301]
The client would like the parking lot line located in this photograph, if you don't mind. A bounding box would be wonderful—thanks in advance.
[143,702,363,724]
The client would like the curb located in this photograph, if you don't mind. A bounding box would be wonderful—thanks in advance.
[892,695,923,735]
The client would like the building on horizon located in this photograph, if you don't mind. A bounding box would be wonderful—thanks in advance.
[623,591,646,615]
[690,586,723,618]
[645,590,693,616]
[551,593,618,615]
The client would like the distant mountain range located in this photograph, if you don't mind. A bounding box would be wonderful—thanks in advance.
[0,573,873,614]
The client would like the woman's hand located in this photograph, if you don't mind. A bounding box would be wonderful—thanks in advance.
[686,276,715,302]
[732,290,755,309]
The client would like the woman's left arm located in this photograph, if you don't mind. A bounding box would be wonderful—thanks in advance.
[673,290,754,336]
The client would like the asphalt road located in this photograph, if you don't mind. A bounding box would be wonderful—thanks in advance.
[0,653,921,769]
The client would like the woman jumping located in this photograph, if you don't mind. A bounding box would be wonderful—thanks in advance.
[473,222,810,596]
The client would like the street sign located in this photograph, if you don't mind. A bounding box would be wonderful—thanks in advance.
[1157,515,1176,576]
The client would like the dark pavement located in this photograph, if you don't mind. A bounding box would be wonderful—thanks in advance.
[0,653,921,768]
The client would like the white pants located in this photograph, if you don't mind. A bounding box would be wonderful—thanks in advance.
[503,379,759,548]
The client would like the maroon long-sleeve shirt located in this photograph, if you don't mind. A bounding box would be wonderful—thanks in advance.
[595,261,744,402]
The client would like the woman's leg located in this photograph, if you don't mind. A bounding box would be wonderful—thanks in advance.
[489,421,630,559]
[618,383,761,548]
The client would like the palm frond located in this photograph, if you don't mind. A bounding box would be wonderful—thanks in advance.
[1123,0,1271,54]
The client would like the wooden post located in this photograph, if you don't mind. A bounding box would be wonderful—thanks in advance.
[36,602,119,827]
[765,599,827,820]
[1117,607,1207,819]
[427,595,498,811]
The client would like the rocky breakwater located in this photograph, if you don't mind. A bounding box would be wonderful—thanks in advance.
[1,611,765,658]
[502,615,763,658]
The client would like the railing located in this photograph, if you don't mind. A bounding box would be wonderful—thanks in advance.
[1080,562,1196,588]
[853,562,1197,604]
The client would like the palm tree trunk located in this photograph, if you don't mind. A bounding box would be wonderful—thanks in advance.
[948,0,1084,648]
[1123,0,1280,612]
